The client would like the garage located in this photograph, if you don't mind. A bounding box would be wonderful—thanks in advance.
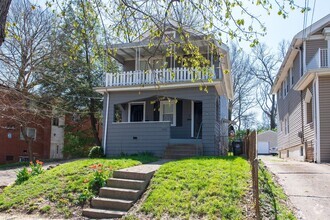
[258,141,270,154]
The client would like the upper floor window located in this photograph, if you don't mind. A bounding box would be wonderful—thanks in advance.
[52,117,59,126]
[304,89,313,124]
[20,127,36,140]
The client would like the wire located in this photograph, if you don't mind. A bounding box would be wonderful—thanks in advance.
[309,0,317,34]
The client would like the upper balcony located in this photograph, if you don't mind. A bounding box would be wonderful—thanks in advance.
[307,48,330,70]
[105,67,216,87]
[319,48,329,68]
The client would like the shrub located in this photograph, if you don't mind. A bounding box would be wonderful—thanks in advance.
[15,167,30,184]
[63,131,94,158]
[88,146,104,158]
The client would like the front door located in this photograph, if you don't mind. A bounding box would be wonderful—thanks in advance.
[194,102,202,138]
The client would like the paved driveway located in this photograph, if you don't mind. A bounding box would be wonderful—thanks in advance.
[260,155,330,220]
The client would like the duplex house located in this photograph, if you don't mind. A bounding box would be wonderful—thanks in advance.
[96,26,233,157]
[271,14,330,163]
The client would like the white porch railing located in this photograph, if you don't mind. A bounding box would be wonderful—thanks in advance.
[319,48,329,68]
[105,67,215,87]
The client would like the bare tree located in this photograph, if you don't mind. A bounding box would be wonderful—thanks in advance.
[229,43,257,131]
[0,0,53,161]
[0,0,12,46]
[252,43,288,129]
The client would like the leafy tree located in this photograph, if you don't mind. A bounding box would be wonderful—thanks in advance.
[42,0,117,146]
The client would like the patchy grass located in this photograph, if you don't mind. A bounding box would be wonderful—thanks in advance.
[138,157,251,219]
[0,155,157,218]
[259,161,296,220]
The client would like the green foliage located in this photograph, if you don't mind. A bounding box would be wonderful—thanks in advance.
[15,167,30,185]
[39,205,51,214]
[30,160,44,176]
[0,156,157,217]
[259,161,296,220]
[140,157,250,219]
[88,163,108,193]
[63,131,94,158]
[88,146,104,158]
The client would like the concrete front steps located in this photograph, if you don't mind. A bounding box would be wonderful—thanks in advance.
[164,144,201,159]
[82,163,162,219]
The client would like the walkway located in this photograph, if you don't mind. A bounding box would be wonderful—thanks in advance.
[83,160,168,219]
[260,155,330,220]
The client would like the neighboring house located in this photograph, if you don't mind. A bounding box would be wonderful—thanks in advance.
[257,130,278,155]
[271,14,330,163]
[95,25,233,157]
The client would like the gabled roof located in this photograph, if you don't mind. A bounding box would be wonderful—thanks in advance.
[271,14,330,94]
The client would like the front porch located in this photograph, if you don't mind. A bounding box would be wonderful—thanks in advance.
[113,97,203,140]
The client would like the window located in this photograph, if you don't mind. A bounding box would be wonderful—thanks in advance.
[160,100,177,126]
[290,68,294,88]
[128,102,145,122]
[20,127,36,140]
[286,76,289,94]
[52,117,59,126]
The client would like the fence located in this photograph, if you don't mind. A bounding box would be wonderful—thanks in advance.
[244,129,260,219]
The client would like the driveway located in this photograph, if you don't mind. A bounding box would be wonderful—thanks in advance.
[259,155,330,220]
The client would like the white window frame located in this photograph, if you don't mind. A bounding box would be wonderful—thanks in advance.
[160,100,177,126]
[128,101,146,122]
[20,127,37,140]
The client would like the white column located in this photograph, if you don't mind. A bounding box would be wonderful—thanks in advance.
[315,76,321,163]
[103,93,110,153]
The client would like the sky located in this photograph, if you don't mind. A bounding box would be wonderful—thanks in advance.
[236,0,329,127]
[243,0,329,51]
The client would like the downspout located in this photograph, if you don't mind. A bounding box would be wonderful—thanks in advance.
[315,75,321,163]
[103,92,110,154]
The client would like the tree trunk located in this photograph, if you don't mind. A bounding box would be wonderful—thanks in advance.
[89,98,101,146]
[28,138,34,161]
[270,94,277,129]
[0,0,12,46]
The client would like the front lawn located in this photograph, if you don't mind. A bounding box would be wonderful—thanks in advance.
[134,156,251,219]
[0,154,157,218]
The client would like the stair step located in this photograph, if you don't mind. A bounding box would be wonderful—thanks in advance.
[107,178,146,190]
[91,197,133,211]
[99,187,141,200]
[113,170,153,181]
[82,208,126,219]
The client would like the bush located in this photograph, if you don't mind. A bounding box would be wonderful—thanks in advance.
[63,131,94,158]
[15,160,44,185]
[15,167,30,184]
[88,146,104,158]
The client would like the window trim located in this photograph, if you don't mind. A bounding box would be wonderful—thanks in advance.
[159,100,177,126]
[128,101,146,123]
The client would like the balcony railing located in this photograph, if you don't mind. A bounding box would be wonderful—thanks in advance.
[319,48,329,68]
[105,67,215,87]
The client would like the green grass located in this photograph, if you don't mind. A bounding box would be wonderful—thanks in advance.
[140,156,251,220]
[0,155,157,218]
[259,161,296,220]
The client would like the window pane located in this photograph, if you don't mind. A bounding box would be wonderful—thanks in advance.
[162,103,174,114]
[163,114,173,123]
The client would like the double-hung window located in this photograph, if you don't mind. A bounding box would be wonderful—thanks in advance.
[20,127,36,140]
[160,100,176,126]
